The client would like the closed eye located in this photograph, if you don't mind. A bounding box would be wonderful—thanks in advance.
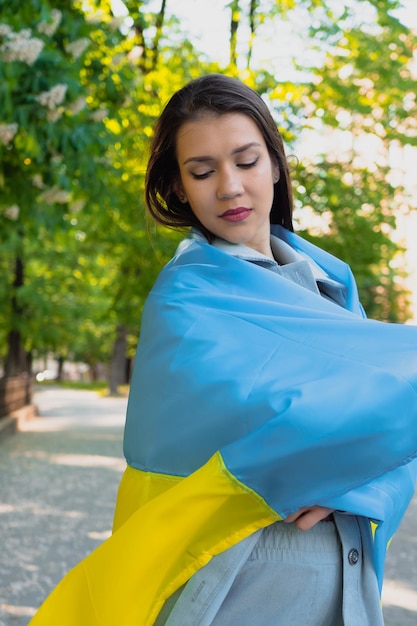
[191,171,214,180]
[190,157,259,179]
[237,158,258,169]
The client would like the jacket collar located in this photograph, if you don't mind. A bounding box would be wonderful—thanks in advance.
[188,226,363,316]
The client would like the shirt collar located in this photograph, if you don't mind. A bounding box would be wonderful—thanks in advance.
[187,228,349,309]
[190,229,279,266]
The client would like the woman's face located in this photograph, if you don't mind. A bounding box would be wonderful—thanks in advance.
[175,113,278,258]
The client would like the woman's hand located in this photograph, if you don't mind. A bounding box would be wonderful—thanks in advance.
[283,506,334,531]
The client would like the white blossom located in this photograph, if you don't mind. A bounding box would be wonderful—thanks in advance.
[70,199,86,213]
[37,9,62,37]
[68,97,86,115]
[35,84,67,110]
[0,24,12,36]
[65,38,90,59]
[86,9,105,24]
[90,108,108,122]
[47,108,64,123]
[75,230,86,242]
[109,17,127,31]
[3,204,20,220]
[31,174,44,189]
[39,185,71,205]
[128,46,144,62]
[0,28,44,65]
[0,122,18,146]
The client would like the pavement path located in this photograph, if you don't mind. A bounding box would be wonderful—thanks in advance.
[0,386,416,625]
[0,386,127,625]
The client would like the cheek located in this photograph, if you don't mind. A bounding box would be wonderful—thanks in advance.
[253,160,275,183]
[187,180,212,204]
[183,187,210,220]
[253,172,275,200]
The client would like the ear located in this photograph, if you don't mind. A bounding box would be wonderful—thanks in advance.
[173,180,188,203]
[273,164,280,184]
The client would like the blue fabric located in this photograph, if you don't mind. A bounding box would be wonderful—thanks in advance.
[124,225,417,588]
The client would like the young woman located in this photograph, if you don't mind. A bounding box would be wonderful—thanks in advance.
[31,75,417,626]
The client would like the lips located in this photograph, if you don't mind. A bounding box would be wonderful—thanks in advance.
[220,207,252,222]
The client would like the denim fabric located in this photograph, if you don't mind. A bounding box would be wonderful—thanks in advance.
[163,531,262,626]
[334,513,384,626]
[159,515,384,626]
[210,519,343,626]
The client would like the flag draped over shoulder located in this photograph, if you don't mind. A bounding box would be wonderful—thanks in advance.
[30,226,417,626]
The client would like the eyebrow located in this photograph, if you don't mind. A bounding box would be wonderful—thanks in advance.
[182,141,262,165]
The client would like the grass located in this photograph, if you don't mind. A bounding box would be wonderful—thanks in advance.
[35,380,130,396]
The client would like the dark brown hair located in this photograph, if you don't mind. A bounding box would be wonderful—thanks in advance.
[145,74,293,238]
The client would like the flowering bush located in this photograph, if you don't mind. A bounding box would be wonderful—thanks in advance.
[0,25,44,65]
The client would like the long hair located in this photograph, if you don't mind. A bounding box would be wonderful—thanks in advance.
[145,74,293,238]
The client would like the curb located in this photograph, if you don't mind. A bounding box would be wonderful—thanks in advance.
[0,404,39,444]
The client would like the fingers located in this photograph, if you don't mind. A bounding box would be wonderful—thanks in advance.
[283,507,310,524]
[284,506,334,531]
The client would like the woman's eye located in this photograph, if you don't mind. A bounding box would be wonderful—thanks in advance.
[238,158,258,169]
[191,171,213,180]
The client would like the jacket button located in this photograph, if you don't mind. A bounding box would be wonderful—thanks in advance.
[348,548,359,565]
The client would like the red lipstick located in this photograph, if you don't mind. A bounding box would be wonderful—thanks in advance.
[220,207,252,222]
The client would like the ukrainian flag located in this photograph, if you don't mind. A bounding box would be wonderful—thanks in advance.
[30,227,417,625]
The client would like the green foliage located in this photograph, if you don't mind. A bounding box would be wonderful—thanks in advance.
[293,160,411,321]
[249,0,415,320]
[0,0,218,374]
[0,0,415,376]
[0,0,129,370]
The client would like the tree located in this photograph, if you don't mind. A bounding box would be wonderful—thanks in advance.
[223,0,416,319]
[1,0,415,394]
[0,0,126,374]
[289,0,417,320]
[0,0,220,389]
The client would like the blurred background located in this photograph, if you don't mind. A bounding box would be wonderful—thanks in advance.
[0,0,416,407]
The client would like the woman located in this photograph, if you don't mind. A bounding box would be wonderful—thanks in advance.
[31,75,417,625]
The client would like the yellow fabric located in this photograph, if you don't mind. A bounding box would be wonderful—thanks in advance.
[30,452,279,626]
[112,463,183,533]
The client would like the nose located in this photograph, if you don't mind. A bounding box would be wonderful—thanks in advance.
[216,166,243,200]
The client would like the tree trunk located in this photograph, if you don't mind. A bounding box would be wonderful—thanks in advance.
[151,0,167,70]
[229,0,241,69]
[108,325,128,395]
[4,329,28,377]
[4,256,29,377]
[247,0,258,69]
[56,356,65,381]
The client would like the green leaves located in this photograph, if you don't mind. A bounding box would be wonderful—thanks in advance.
[1,0,415,376]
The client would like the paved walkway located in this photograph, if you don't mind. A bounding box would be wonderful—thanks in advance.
[0,387,127,625]
[0,386,416,625]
